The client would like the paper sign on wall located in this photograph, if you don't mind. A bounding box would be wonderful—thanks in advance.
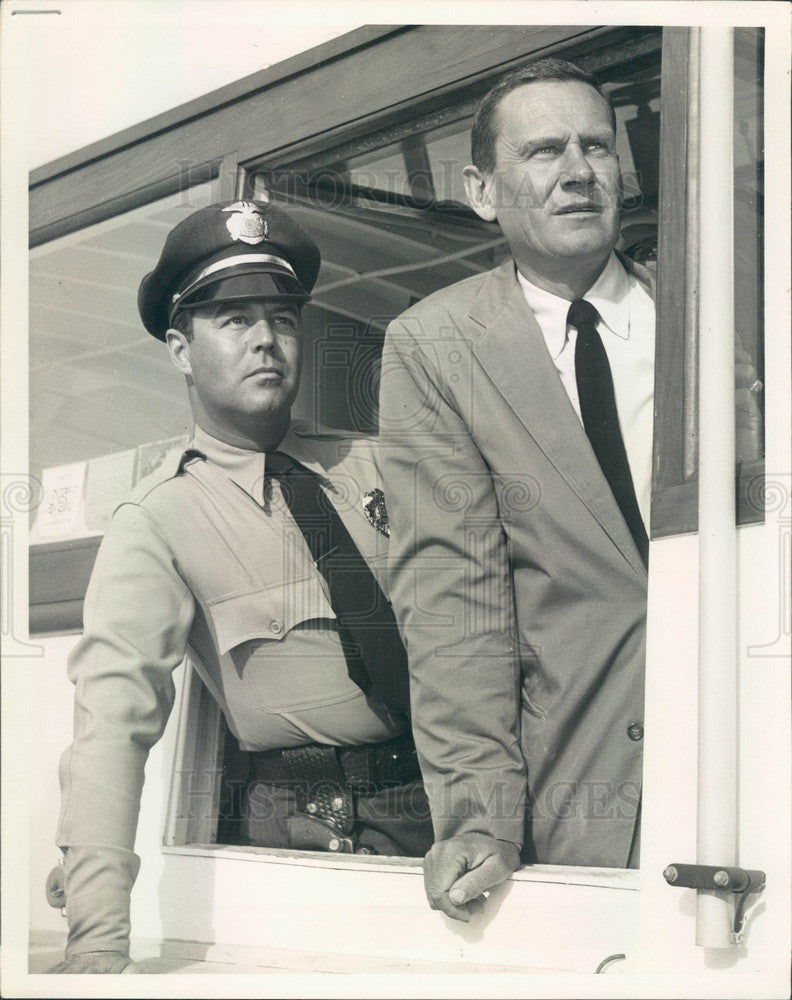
[35,462,87,539]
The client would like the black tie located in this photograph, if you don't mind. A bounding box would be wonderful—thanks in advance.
[569,299,649,567]
[266,451,410,715]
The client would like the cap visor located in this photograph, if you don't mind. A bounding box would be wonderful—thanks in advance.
[173,264,309,318]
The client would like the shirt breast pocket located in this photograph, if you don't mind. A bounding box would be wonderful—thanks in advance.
[207,575,337,655]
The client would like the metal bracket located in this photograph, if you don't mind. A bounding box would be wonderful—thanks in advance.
[663,863,766,945]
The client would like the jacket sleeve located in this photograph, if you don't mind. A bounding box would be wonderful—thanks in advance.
[378,316,526,848]
[57,501,195,955]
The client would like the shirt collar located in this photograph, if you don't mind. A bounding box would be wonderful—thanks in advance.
[516,252,632,356]
[189,424,267,503]
[516,269,571,360]
[584,252,631,341]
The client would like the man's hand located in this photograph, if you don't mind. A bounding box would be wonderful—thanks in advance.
[48,951,132,974]
[423,833,521,922]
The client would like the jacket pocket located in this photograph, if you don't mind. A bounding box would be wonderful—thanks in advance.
[207,575,336,655]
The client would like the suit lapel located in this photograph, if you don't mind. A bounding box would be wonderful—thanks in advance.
[469,261,645,575]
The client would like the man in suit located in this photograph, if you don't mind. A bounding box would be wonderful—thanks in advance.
[378,59,653,920]
[52,200,432,972]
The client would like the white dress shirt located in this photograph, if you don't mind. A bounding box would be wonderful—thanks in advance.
[517,252,655,526]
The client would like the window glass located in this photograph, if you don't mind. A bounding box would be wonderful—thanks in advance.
[30,185,216,481]
[29,183,216,537]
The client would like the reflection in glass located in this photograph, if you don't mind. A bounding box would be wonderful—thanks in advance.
[29,184,217,489]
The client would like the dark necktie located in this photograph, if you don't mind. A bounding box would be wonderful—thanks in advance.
[266,451,411,715]
[569,299,649,567]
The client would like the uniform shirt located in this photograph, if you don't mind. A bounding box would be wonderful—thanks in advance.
[57,423,403,854]
[517,252,655,525]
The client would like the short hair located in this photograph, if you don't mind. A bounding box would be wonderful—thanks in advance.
[470,58,617,174]
[170,308,193,341]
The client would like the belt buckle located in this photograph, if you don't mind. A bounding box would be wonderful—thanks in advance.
[338,744,374,793]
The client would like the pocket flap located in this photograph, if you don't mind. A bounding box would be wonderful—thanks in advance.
[208,576,336,655]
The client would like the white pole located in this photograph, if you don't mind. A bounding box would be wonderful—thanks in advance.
[696,26,738,949]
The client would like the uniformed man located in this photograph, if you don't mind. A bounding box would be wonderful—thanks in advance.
[51,200,433,974]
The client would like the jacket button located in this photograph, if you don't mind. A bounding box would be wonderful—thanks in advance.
[627,723,644,741]
[331,797,344,810]
[328,838,340,851]
[270,620,282,634]
[306,802,318,814]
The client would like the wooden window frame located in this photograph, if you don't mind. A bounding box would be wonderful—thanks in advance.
[651,27,765,537]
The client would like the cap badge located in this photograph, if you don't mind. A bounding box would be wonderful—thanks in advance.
[223,202,269,245]
[362,488,390,537]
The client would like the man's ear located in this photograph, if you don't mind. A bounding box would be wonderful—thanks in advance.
[462,164,498,223]
[165,329,192,376]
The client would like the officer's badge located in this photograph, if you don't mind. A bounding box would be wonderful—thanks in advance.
[362,488,390,537]
[223,201,269,244]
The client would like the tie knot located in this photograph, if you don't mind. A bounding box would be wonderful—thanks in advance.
[567,298,599,331]
[265,450,293,478]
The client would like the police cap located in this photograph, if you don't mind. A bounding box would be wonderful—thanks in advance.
[138,200,321,340]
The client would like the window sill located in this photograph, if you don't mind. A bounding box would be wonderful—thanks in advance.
[161,843,640,890]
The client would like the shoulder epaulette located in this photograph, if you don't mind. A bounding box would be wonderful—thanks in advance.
[120,441,192,507]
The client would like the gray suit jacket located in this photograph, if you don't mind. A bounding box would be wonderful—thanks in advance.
[379,256,650,867]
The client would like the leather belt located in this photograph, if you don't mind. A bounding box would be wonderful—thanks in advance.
[248,731,421,796]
